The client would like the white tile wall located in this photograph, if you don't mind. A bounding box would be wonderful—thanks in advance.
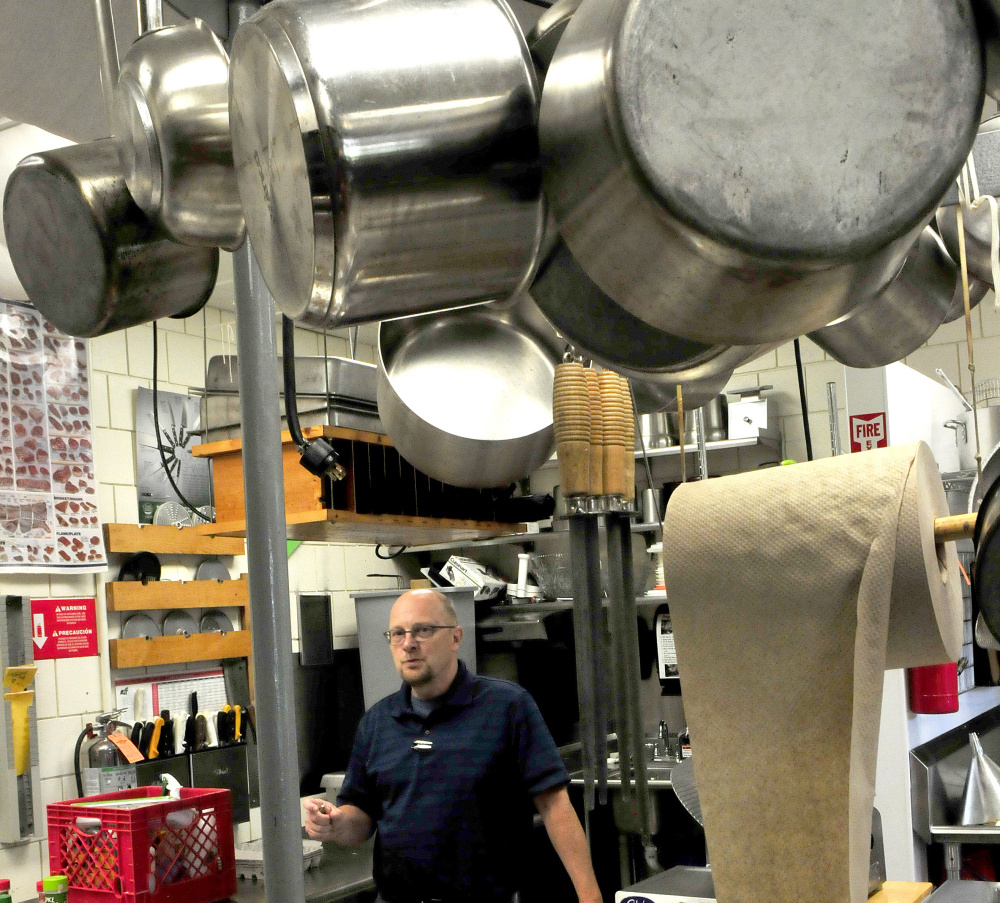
[93,428,136,486]
[54,658,102,717]
[32,662,57,721]
[106,374,146,431]
[112,485,139,524]
[36,714,85,780]
[0,837,46,903]
[332,591,358,638]
[88,332,129,375]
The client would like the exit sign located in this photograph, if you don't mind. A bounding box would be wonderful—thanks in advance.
[849,412,888,453]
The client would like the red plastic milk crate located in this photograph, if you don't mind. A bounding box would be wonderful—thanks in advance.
[47,787,236,903]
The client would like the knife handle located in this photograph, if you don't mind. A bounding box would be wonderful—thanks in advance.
[148,717,164,760]
[139,721,155,758]
[195,713,209,750]
[200,712,218,748]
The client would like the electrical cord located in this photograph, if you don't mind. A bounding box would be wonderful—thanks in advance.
[152,322,210,521]
[375,544,407,559]
[282,315,308,450]
[793,338,813,461]
[282,316,347,481]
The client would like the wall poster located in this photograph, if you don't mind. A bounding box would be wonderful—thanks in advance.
[0,300,107,572]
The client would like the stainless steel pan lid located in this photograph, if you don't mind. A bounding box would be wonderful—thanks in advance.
[810,227,956,368]
[541,0,983,345]
[229,0,545,330]
[2,139,218,338]
[113,18,245,250]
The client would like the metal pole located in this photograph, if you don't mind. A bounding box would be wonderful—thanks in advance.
[569,517,596,813]
[136,0,163,34]
[232,240,305,903]
[92,0,119,131]
[585,522,608,805]
[694,408,708,480]
[826,381,843,456]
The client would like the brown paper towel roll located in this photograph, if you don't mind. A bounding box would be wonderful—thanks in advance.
[663,442,961,903]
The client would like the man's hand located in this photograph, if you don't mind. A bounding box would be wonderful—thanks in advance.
[303,798,372,846]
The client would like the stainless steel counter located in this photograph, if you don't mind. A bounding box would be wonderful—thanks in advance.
[233,838,375,903]
[568,761,677,790]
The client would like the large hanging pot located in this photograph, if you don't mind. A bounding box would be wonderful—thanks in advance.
[540,0,983,346]
[809,227,956,368]
[228,0,544,330]
[113,17,245,250]
[2,140,218,338]
[377,295,565,488]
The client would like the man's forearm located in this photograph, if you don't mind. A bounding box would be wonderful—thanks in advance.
[535,787,602,903]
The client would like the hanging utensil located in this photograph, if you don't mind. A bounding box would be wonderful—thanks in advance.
[540,0,983,346]
[1,0,218,337]
[376,294,564,488]
[113,5,245,249]
[228,0,544,329]
[809,227,956,368]
[3,140,218,337]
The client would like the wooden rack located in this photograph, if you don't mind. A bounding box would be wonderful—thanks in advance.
[192,426,527,545]
[103,523,245,556]
[104,525,252,675]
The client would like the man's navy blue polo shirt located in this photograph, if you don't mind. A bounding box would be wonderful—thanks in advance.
[337,661,570,903]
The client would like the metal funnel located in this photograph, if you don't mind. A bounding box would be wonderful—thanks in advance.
[961,732,1000,825]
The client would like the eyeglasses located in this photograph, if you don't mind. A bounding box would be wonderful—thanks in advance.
[384,624,457,646]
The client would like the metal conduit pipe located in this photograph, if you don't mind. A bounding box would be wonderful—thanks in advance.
[92,0,119,130]
[232,239,306,903]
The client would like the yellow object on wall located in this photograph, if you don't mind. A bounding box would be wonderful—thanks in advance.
[3,665,37,776]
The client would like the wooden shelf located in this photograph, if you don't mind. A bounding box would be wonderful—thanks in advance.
[201,508,527,546]
[104,524,245,556]
[109,631,252,669]
[106,575,249,612]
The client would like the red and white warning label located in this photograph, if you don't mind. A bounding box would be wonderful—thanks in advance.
[849,412,888,453]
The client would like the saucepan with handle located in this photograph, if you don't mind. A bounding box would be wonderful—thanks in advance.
[113,0,245,249]
[1,1,218,337]
[377,294,565,488]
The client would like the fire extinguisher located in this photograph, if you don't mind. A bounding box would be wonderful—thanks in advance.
[74,711,128,797]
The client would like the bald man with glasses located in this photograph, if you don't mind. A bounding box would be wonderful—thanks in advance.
[304,588,601,903]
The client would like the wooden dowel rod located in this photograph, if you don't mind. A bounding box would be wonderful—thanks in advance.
[934,513,977,543]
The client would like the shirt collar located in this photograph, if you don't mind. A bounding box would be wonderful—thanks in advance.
[390,660,474,719]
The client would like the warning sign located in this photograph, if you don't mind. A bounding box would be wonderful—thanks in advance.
[30,597,98,660]
[849,412,888,453]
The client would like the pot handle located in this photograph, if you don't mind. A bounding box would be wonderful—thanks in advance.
[944,419,967,445]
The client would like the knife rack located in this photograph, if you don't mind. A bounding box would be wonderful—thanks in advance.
[191,425,528,545]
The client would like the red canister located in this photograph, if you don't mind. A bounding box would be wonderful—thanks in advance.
[908,663,959,714]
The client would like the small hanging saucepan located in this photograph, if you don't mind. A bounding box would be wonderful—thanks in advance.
[377,294,565,489]
[228,0,544,329]
[539,0,983,346]
[809,227,956,368]
[2,140,218,338]
[113,11,245,249]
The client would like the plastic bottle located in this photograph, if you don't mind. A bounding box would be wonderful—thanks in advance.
[42,875,68,903]
[0,878,12,903]
[37,881,45,903]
